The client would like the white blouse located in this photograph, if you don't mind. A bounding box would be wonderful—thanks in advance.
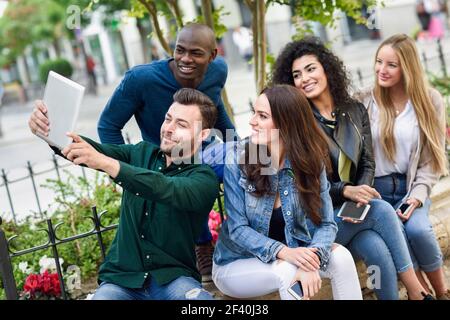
[370,99,419,177]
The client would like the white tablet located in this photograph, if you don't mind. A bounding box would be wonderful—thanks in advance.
[37,71,85,150]
[337,201,371,221]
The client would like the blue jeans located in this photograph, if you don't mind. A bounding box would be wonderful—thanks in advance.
[347,230,399,299]
[335,199,413,273]
[374,174,443,273]
[333,198,415,300]
[92,276,214,300]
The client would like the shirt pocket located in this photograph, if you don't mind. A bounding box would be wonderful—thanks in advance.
[238,176,258,208]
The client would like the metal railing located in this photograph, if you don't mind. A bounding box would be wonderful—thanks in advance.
[0,206,118,300]
[0,133,132,225]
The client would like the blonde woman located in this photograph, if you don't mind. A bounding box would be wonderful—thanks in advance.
[364,34,449,300]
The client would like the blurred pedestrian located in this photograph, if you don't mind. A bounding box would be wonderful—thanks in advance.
[416,1,431,32]
[417,0,446,40]
[232,26,253,71]
[86,55,98,95]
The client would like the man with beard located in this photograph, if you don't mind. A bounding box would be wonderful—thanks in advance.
[30,89,219,299]
[29,23,237,282]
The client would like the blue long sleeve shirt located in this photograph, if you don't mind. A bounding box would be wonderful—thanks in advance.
[97,56,235,145]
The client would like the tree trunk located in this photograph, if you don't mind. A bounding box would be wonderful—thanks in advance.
[201,0,214,29]
[118,30,130,70]
[244,0,259,91]
[168,0,184,28]
[139,0,173,56]
[136,19,150,63]
[53,38,61,57]
[256,0,266,93]
[201,0,235,125]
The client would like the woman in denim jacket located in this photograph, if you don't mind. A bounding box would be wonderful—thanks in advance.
[272,37,433,300]
[213,85,362,300]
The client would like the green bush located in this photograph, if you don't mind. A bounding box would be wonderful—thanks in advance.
[39,58,73,83]
[0,171,121,300]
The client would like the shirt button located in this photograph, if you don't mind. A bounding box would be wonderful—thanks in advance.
[178,167,181,170]
[136,192,140,196]
[118,181,122,185]
[283,190,289,196]
[145,212,149,216]
[141,235,145,239]
[158,167,162,170]
[146,255,150,259]
[286,211,292,216]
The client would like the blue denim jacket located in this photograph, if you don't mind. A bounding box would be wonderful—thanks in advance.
[213,142,337,270]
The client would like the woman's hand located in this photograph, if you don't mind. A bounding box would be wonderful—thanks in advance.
[342,184,381,205]
[396,198,421,222]
[277,246,320,272]
[341,185,380,224]
[292,269,322,299]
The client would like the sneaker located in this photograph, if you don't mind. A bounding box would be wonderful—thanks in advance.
[421,292,435,300]
[407,291,436,300]
[437,289,450,300]
[195,242,214,283]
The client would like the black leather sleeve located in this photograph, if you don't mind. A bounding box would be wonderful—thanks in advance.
[354,102,375,186]
[329,180,353,207]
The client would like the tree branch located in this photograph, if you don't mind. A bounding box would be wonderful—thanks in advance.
[138,0,173,56]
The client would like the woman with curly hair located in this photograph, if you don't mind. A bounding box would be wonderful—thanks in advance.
[272,37,433,300]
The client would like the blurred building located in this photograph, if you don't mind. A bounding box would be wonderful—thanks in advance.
[1,0,449,94]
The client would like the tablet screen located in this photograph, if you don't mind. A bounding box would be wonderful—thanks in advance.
[38,71,85,150]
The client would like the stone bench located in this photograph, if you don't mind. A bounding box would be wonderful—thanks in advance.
[207,176,450,300]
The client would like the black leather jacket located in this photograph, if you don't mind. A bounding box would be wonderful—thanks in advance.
[311,101,375,207]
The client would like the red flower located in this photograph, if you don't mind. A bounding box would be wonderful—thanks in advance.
[22,271,61,299]
[208,210,222,244]
[41,271,61,297]
[23,274,42,297]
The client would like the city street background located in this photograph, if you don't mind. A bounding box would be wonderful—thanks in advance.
[1,1,450,223]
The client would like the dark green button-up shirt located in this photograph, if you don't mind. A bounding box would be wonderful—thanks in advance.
[82,137,219,288]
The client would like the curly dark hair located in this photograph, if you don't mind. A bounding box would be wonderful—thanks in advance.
[272,37,353,107]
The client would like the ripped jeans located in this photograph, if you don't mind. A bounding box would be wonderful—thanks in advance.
[92,276,214,300]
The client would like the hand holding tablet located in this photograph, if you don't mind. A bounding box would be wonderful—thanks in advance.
[32,71,85,150]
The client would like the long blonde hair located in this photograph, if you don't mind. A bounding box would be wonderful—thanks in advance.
[373,34,448,175]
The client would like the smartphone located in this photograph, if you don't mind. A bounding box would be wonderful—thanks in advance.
[398,202,414,216]
[287,281,304,300]
[337,201,371,221]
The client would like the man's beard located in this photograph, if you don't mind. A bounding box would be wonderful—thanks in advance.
[160,138,196,160]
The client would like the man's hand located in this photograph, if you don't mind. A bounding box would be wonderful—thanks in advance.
[277,246,321,272]
[29,100,50,137]
[62,132,120,178]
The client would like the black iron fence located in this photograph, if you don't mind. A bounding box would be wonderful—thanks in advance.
[0,190,225,300]
[0,206,118,300]
[0,133,132,225]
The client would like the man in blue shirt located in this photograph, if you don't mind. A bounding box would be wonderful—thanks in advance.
[29,23,236,282]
